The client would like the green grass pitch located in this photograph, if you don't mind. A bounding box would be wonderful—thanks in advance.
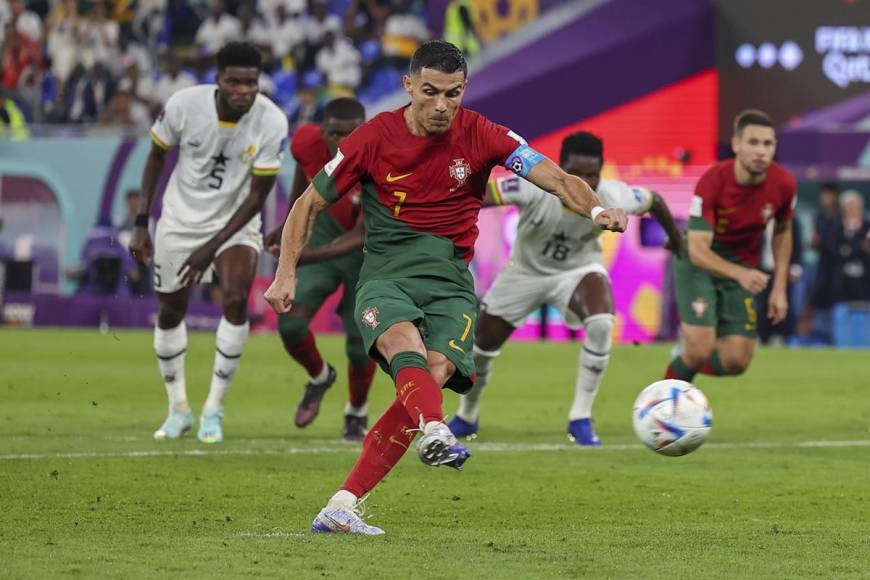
[1,327,868,578]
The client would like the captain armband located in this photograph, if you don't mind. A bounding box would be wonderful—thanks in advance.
[504,144,546,178]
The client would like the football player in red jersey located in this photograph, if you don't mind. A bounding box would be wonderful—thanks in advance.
[263,98,376,442]
[665,109,797,382]
[265,40,627,535]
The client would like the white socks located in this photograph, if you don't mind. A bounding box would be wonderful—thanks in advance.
[456,345,500,423]
[345,402,368,417]
[569,314,613,421]
[154,322,189,413]
[328,489,358,509]
[202,317,250,415]
[310,361,330,385]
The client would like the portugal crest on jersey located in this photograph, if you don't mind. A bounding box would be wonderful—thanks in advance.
[691,297,709,319]
[449,158,471,188]
[361,306,380,329]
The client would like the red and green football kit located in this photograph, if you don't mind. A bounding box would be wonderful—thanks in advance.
[278,123,368,367]
[675,159,797,337]
[312,105,525,391]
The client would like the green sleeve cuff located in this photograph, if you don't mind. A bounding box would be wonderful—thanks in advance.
[312,170,339,203]
[688,215,713,232]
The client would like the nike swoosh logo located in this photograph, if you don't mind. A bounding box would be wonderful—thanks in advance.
[388,436,409,449]
[324,513,351,533]
[386,172,413,183]
[448,339,465,353]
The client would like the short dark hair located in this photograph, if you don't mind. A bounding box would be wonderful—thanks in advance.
[560,131,603,163]
[734,109,774,136]
[323,97,365,122]
[216,41,261,71]
[820,181,839,193]
[410,40,467,77]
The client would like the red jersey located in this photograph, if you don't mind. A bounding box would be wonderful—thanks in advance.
[312,106,523,283]
[689,159,796,267]
[291,123,359,231]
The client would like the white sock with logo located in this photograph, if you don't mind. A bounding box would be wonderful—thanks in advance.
[154,322,189,413]
[203,317,250,415]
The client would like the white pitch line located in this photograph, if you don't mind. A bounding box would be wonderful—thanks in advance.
[0,439,869,461]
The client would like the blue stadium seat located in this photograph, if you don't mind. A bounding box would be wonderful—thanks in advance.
[358,67,402,104]
[832,303,870,348]
[359,39,381,65]
[273,71,297,107]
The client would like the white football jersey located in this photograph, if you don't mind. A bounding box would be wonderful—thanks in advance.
[150,84,288,232]
[492,176,654,276]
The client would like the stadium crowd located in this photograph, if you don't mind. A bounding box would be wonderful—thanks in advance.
[0,0,434,132]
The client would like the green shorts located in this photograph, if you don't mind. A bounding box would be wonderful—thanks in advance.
[674,254,757,338]
[354,274,478,394]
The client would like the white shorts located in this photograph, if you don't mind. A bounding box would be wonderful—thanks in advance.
[481,262,609,329]
[153,219,263,294]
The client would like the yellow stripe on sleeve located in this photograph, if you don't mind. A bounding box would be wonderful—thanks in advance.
[252,167,280,176]
[488,180,504,206]
[149,130,170,150]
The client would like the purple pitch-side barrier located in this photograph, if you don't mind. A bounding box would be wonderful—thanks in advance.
[1,292,223,330]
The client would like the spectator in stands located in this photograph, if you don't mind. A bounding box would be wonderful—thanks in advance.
[443,0,481,57]
[60,62,115,123]
[164,0,201,47]
[237,1,270,50]
[315,30,362,91]
[0,92,29,138]
[151,53,196,105]
[298,0,340,68]
[799,182,840,338]
[0,0,42,43]
[47,0,84,89]
[261,0,305,25]
[132,0,166,47]
[381,0,427,68]
[1,20,43,93]
[195,0,241,56]
[113,32,153,83]
[832,191,870,303]
[99,77,151,131]
[343,0,388,43]
[269,3,305,62]
[81,0,119,70]
[288,68,322,132]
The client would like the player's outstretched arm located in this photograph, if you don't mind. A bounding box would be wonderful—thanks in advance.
[264,183,330,313]
[687,230,769,294]
[176,174,277,287]
[265,162,309,255]
[648,190,684,255]
[129,143,168,265]
[768,220,793,324]
[525,159,627,232]
[298,219,365,266]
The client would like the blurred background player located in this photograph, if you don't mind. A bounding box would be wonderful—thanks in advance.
[664,110,796,382]
[265,40,627,535]
[449,131,683,446]
[263,97,376,442]
[129,42,288,443]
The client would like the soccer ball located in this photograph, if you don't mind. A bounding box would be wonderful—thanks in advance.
[632,379,712,456]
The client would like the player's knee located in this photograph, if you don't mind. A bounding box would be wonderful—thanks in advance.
[221,288,248,321]
[427,352,455,387]
[582,314,614,355]
[277,312,309,345]
[682,334,715,368]
[720,353,752,376]
[157,303,185,329]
